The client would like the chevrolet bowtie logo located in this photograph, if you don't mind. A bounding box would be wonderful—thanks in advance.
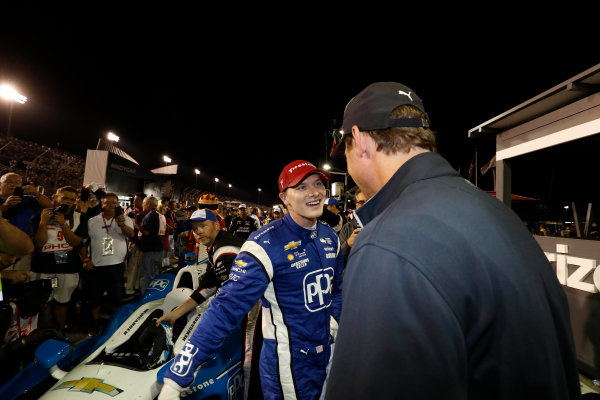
[284,240,301,250]
[54,378,123,397]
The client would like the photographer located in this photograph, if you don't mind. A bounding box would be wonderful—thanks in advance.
[30,186,88,338]
[0,172,52,234]
[83,192,133,335]
[76,184,105,219]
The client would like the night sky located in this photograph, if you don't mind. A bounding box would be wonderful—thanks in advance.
[1,6,598,204]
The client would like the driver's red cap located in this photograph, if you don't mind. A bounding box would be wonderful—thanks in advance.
[278,160,331,193]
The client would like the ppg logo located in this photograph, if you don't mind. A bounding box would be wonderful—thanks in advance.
[148,278,169,291]
[303,267,334,312]
[170,342,199,377]
[227,366,244,400]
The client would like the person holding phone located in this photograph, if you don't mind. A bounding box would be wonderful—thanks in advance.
[0,172,52,234]
[83,192,134,335]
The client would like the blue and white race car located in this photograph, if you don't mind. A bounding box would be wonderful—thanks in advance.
[0,261,244,400]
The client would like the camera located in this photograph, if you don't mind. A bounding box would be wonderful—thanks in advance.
[80,187,90,202]
[13,186,24,198]
[114,205,123,217]
[52,204,70,215]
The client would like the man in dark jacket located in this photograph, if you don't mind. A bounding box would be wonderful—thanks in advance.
[325,82,580,399]
[137,196,164,295]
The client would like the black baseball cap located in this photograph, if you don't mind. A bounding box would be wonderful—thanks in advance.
[330,82,430,157]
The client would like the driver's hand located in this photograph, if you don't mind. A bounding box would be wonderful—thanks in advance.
[158,378,183,400]
[156,313,176,328]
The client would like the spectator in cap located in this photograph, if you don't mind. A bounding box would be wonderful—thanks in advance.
[268,205,284,224]
[228,203,259,241]
[224,207,237,231]
[322,197,344,233]
[159,159,343,400]
[324,82,579,400]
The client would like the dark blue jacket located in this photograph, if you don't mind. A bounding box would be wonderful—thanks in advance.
[326,152,579,400]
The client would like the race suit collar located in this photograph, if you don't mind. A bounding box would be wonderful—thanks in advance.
[283,212,320,239]
[355,152,460,228]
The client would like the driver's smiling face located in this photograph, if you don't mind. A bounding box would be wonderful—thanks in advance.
[279,174,326,228]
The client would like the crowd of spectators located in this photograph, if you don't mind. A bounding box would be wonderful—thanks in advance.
[0,135,85,195]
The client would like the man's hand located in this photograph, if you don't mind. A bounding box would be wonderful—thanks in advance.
[0,253,17,269]
[23,328,56,345]
[156,312,177,328]
[40,209,54,225]
[1,195,22,211]
[1,269,29,282]
[22,185,39,197]
[82,259,95,270]
[346,228,362,248]
[116,214,126,226]
[52,212,66,226]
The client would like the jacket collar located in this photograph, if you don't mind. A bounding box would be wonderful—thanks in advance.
[355,152,459,228]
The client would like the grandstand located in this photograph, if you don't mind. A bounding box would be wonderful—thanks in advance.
[0,135,85,195]
[0,134,272,212]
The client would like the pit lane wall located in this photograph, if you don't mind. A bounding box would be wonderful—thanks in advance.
[535,235,600,378]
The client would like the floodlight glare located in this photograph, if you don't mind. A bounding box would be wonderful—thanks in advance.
[0,85,27,104]
[163,155,172,163]
[107,132,120,142]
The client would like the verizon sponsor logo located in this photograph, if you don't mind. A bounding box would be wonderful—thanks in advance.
[545,244,600,293]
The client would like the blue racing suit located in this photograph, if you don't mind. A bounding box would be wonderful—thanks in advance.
[164,212,343,399]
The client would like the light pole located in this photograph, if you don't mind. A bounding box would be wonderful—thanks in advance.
[214,177,219,193]
[257,188,262,204]
[228,183,232,197]
[194,169,200,188]
[0,84,27,137]
[322,163,349,211]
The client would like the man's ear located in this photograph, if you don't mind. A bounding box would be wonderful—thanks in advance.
[278,191,289,207]
[351,126,374,158]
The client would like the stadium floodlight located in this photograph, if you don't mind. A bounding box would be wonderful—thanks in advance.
[195,169,200,175]
[0,84,27,104]
[322,164,331,170]
[107,132,120,142]
[163,155,172,163]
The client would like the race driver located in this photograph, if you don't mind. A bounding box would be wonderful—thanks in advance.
[156,208,261,399]
[158,160,343,400]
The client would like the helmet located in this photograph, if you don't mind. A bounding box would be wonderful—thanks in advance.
[198,193,219,210]
[136,321,173,370]
[184,252,198,266]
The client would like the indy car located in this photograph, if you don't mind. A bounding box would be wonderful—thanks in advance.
[0,259,245,400]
